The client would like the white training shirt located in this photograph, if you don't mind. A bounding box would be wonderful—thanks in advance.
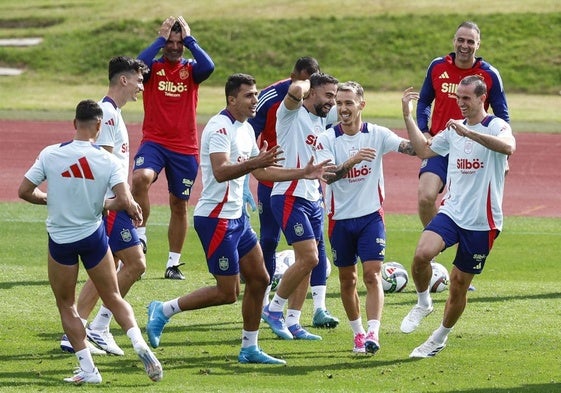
[316,123,404,220]
[24,140,126,243]
[430,115,512,231]
[194,110,260,219]
[271,102,329,201]
[97,97,129,197]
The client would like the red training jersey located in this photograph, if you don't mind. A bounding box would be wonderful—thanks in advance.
[141,58,200,155]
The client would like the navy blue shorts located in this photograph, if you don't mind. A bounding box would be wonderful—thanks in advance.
[104,210,141,253]
[426,213,500,274]
[194,215,258,276]
[329,211,386,267]
[419,154,448,193]
[48,223,109,270]
[133,141,198,200]
[257,182,281,245]
[270,195,323,245]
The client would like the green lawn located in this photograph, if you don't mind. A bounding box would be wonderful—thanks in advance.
[1,1,560,132]
[1,1,561,391]
[1,202,560,392]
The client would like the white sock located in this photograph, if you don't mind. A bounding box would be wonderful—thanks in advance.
[417,289,432,309]
[349,318,365,336]
[268,293,287,312]
[126,327,146,351]
[167,252,181,268]
[285,309,301,327]
[311,285,327,311]
[241,330,258,348]
[163,298,181,318]
[89,305,113,331]
[367,319,381,337]
[76,348,96,373]
[431,323,451,344]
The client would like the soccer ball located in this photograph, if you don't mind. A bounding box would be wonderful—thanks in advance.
[271,249,294,291]
[430,261,450,293]
[381,261,409,293]
[270,249,332,291]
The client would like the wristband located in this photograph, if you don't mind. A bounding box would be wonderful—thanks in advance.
[287,92,302,102]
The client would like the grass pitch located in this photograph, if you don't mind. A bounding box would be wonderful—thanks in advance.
[1,203,560,392]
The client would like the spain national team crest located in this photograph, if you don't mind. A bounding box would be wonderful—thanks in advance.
[293,223,304,237]
[135,156,144,166]
[179,68,190,80]
[120,228,132,243]
[219,256,229,271]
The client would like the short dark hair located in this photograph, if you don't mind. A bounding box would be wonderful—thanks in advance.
[309,72,339,89]
[225,73,256,103]
[108,56,147,82]
[75,99,103,122]
[293,57,320,76]
[171,21,182,34]
[460,75,487,97]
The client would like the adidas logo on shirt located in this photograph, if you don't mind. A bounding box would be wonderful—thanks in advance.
[438,71,449,79]
[61,157,95,180]
[156,69,166,77]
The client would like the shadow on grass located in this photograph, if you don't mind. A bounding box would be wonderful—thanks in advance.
[375,290,561,306]
[436,385,561,393]
[1,342,559,391]
[0,280,50,290]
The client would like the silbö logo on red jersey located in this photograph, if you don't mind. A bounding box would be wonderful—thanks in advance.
[158,81,187,97]
[457,158,484,174]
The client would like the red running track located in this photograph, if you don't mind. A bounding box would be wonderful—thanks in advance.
[1,119,559,217]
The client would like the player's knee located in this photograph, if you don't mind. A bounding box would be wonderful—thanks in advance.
[218,289,238,304]
[129,260,146,280]
[339,273,358,291]
[418,189,437,207]
[363,268,381,288]
[300,254,319,271]
[117,251,146,278]
[413,249,434,266]
[169,196,188,214]
[131,170,153,192]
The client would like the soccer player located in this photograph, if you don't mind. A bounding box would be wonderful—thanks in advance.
[131,15,215,280]
[262,72,338,340]
[315,81,417,353]
[248,57,340,331]
[416,21,509,228]
[58,56,148,356]
[144,74,334,364]
[400,76,515,357]
[18,100,162,384]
